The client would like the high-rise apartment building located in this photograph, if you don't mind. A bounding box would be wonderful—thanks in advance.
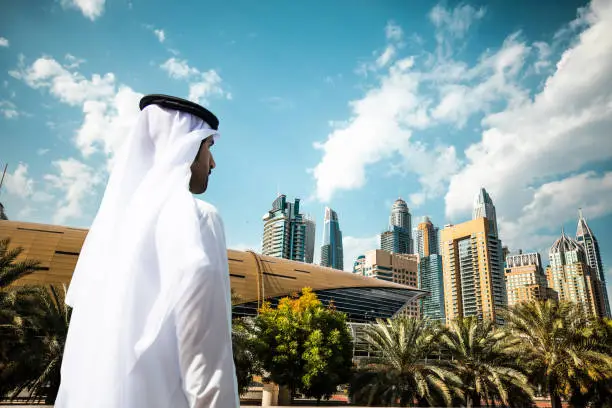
[320,207,343,270]
[413,216,445,321]
[576,210,610,317]
[419,254,445,321]
[303,215,316,264]
[505,251,557,307]
[262,195,310,262]
[413,216,439,258]
[440,218,506,324]
[380,198,412,254]
[353,250,420,318]
[548,229,606,318]
[473,188,498,237]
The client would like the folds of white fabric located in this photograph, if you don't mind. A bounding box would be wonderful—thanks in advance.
[55,105,238,408]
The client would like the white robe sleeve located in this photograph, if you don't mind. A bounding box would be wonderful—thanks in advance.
[173,204,239,408]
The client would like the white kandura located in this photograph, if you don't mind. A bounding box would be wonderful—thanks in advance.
[55,103,239,408]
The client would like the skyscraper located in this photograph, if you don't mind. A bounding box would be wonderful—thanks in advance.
[505,251,557,307]
[262,195,308,262]
[473,188,498,237]
[549,229,606,318]
[419,254,445,321]
[413,216,445,321]
[413,216,439,258]
[320,207,344,270]
[441,218,506,324]
[380,198,412,254]
[303,215,316,264]
[576,209,610,317]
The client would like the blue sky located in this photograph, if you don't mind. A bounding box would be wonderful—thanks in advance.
[1,0,611,302]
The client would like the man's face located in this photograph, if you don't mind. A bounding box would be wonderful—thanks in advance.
[189,136,216,194]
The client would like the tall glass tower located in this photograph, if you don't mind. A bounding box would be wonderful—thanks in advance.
[380,198,412,254]
[576,209,610,317]
[473,188,498,238]
[320,207,343,270]
[262,195,309,262]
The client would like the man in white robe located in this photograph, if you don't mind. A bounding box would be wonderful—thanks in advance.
[55,95,240,408]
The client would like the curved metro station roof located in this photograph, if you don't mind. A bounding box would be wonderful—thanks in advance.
[0,220,426,322]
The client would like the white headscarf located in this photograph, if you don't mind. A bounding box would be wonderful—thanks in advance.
[62,103,219,402]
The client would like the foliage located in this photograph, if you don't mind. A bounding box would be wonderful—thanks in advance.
[0,285,71,404]
[0,238,44,383]
[254,287,353,402]
[439,317,534,408]
[232,317,261,395]
[349,317,461,407]
[503,300,612,408]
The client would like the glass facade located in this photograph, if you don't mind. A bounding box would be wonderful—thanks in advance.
[320,207,343,270]
[233,286,424,323]
[419,254,445,321]
[262,195,311,262]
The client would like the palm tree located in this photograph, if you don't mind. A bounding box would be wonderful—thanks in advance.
[504,300,612,408]
[0,238,42,290]
[0,285,70,404]
[350,317,462,407]
[0,238,43,382]
[439,317,534,408]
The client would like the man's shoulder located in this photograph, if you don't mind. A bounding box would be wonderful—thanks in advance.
[194,198,221,221]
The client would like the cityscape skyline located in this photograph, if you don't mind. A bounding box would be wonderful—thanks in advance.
[1,0,611,306]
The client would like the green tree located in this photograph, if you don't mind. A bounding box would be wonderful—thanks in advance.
[504,300,612,408]
[349,317,461,407]
[232,317,261,395]
[440,317,534,408]
[254,287,353,404]
[0,285,70,404]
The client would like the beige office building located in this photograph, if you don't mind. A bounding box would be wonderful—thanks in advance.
[353,249,420,318]
[440,218,506,324]
[505,251,557,307]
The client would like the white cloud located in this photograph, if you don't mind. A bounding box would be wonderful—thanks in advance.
[12,54,144,223]
[3,163,34,199]
[0,100,19,119]
[160,57,229,105]
[0,37,9,47]
[12,55,142,159]
[154,29,166,43]
[313,5,511,203]
[445,0,612,224]
[188,70,226,105]
[160,57,197,79]
[312,56,426,202]
[61,0,106,20]
[429,4,485,38]
[429,3,485,60]
[37,148,50,156]
[342,235,379,272]
[76,86,142,159]
[385,21,404,42]
[533,41,552,73]
[10,56,115,106]
[65,53,85,69]
[44,158,102,224]
[376,45,396,67]
[498,172,612,251]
